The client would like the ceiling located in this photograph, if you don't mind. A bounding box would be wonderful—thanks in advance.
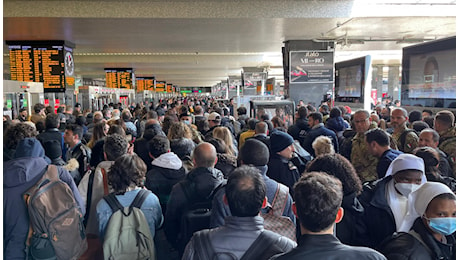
[3,0,457,88]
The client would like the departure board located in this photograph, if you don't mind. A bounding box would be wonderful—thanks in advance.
[105,68,134,89]
[136,76,155,92]
[156,81,166,92]
[167,83,173,93]
[6,41,74,92]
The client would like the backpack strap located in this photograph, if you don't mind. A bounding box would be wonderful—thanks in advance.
[83,170,95,227]
[240,231,280,260]
[407,230,437,259]
[130,189,150,209]
[104,193,124,213]
[101,168,109,195]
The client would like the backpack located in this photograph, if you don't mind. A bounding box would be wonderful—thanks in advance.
[102,190,155,260]
[261,183,297,242]
[194,230,287,260]
[178,181,224,253]
[399,129,418,151]
[24,165,87,260]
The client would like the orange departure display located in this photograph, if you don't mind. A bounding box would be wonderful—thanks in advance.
[7,41,72,92]
[156,81,166,92]
[105,68,134,89]
[136,77,155,92]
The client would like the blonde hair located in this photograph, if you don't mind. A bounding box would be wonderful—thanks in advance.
[167,121,193,140]
[312,135,335,156]
[212,126,235,156]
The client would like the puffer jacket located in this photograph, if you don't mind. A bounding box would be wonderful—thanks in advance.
[182,216,296,259]
[164,167,225,250]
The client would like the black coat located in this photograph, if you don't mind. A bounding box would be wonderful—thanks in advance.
[267,155,300,197]
[358,177,396,248]
[337,192,367,246]
[302,125,339,157]
[273,234,386,260]
[378,218,456,260]
[288,118,310,144]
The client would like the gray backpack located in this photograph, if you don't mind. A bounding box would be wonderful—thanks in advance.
[24,164,87,260]
[102,190,156,260]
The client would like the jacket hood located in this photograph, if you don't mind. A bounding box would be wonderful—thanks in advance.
[14,138,46,159]
[326,117,349,132]
[151,152,183,170]
[187,167,225,198]
[4,157,48,188]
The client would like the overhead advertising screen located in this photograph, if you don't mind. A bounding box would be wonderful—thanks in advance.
[242,72,267,88]
[401,37,456,108]
[289,51,334,83]
[136,76,155,92]
[407,49,455,99]
[156,81,166,92]
[337,64,363,98]
[105,68,134,89]
[7,40,75,93]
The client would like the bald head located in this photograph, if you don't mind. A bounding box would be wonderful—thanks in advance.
[193,142,217,168]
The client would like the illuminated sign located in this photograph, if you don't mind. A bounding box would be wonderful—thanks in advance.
[6,40,75,92]
[136,76,155,92]
[105,68,134,89]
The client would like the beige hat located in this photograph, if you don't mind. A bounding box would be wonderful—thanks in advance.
[385,153,425,177]
[414,182,455,216]
[208,112,221,121]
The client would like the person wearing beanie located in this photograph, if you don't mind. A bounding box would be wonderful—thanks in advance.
[210,138,296,228]
[358,153,428,248]
[267,130,300,197]
[43,139,67,166]
[378,182,455,260]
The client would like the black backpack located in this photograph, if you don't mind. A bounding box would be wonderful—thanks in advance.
[177,180,225,254]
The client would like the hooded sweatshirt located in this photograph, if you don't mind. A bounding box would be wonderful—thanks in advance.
[4,138,84,260]
[146,152,186,212]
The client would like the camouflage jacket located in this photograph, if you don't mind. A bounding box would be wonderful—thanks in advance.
[438,126,456,176]
[392,126,419,153]
[351,133,379,183]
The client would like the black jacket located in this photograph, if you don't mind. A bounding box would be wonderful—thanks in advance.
[337,192,367,246]
[134,137,153,171]
[358,177,396,248]
[302,124,339,157]
[67,142,91,185]
[288,118,310,144]
[37,128,64,158]
[378,218,456,260]
[267,154,300,197]
[272,234,386,260]
[164,167,225,250]
[145,164,186,212]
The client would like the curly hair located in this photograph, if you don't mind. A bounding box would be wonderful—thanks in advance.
[306,153,362,195]
[167,121,193,140]
[4,122,38,149]
[108,154,147,194]
[312,135,335,156]
[104,134,129,161]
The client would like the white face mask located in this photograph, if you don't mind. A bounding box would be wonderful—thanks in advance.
[394,182,421,197]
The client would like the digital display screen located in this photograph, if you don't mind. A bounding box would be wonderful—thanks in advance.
[336,65,363,97]
[136,77,155,92]
[401,37,456,108]
[167,83,173,93]
[407,49,456,99]
[7,41,72,92]
[156,81,166,92]
[105,68,133,89]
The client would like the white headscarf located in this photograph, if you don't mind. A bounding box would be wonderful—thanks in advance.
[413,182,455,216]
[384,154,427,232]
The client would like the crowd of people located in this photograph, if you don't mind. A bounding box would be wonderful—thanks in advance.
[3,96,456,260]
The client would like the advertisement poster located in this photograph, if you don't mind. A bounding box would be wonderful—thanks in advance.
[289,51,334,84]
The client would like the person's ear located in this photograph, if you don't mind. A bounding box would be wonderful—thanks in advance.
[103,152,108,161]
[149,152,155,159]
[214,156,218,166]
[262,196,268,208]
[223,194,228,205]
[292,202,298,218]
[335,207,344,224]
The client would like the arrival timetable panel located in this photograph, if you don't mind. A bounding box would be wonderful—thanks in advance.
[8,43,67,92]
[105,68,134,89]
[136,77,155,92]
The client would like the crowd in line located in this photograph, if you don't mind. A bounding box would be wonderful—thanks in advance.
[3,96,456,259]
